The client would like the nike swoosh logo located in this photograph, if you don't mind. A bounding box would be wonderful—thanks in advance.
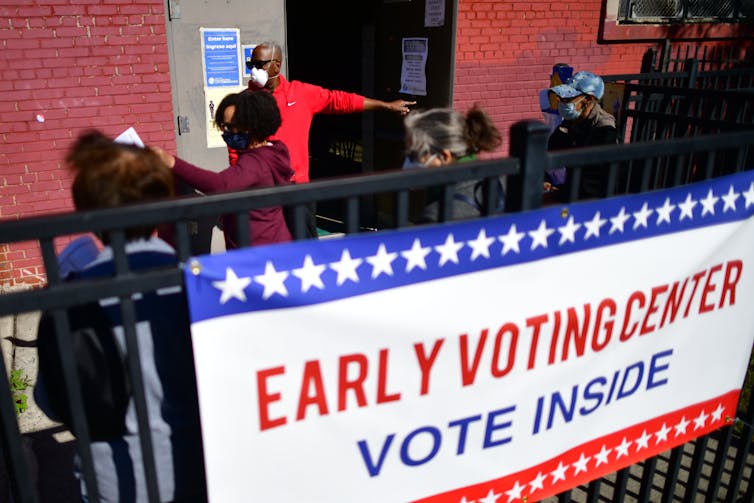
[287,101,296,107]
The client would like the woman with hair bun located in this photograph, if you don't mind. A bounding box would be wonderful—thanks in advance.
[402,104,504,223]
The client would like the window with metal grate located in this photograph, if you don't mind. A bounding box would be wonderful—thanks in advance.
[618,0,752,22]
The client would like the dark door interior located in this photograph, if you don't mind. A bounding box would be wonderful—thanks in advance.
[285,0,456,229]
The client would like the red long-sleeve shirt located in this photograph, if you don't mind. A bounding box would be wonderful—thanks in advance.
[247,75,365,183]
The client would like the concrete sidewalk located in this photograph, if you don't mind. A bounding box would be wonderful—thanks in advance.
[2,306,80,503]
[0,229,227,503]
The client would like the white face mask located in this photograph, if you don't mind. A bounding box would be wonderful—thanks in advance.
[249,67,268,88]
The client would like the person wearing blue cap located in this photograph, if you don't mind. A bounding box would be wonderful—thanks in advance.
[546,71,618,201]
[56,234,99,279]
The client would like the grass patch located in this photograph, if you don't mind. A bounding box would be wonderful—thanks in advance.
[9,369,31,415]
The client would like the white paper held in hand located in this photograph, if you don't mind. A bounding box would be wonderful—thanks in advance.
[114,127,145,148]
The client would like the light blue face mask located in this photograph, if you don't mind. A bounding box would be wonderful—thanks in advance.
[557,101,582,121]
[402,153,438,170]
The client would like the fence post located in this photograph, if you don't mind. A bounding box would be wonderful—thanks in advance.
[684,58,699,88]
[640,47,656,73]
[0,353,37,503]
[507,120,549,212]
[659,38,671,72]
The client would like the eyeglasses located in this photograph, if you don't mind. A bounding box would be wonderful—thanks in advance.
[246,59,273,70]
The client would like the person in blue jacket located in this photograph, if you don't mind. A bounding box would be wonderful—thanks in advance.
[36,130,206,503]
[547,71,618,201]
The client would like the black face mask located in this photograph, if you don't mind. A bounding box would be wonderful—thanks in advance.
[222,132,250,150]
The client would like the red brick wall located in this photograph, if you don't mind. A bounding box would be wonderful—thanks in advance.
[0,0,175,288]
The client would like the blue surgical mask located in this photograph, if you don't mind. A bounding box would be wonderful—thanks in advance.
[402,153,438,170]
[222,132,250,150]
[557,101,582,121]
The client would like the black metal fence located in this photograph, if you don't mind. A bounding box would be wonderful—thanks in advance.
[654,41,753,73]
[620,85,754,141]
[2,120,754,502]
[602,65,754,163]
[605,50,754,91]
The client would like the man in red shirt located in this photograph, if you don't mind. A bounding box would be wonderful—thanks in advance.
[237,41,415,237]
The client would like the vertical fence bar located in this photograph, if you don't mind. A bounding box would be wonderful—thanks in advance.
[613,466,630,501]
[640,46,656,73]
[682,436,708,503]
[723,396,754,503]
[687,59,699,89]
[567,168,581,203]
[345,196,359,234]
[672,153,686,187]
[110,231,161,502]
[507,120,549,212]
[722,425,751,503]
[705,427,734,502]
[742,452,754,503]
[40,237,60,286]
[481,176,503,215]
[734,144,747,173]
[660,445,685,503]
[703,150,717,180]
[440,185,453,223]
[290,204,307,240]
[639,157,654,192]
[118,297,161,503]
[638,457,658,502]
[234,212,251,247]
[585,479,602,502]
[173,220,193,262]
[396,190,410,228]
[0,352,37,503]
[659,39,671,72]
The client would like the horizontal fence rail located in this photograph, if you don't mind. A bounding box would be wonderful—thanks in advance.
[621,85,754,142]
[2,123,754,502]
[605,61,754,90]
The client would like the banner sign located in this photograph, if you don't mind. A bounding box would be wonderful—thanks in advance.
[184,171,754,502]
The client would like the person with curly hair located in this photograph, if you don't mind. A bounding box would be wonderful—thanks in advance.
[154,90,294,249]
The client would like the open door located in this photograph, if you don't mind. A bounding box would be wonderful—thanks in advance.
[164,0,285,252]
[164,0,286,167]
[285,0,457,229]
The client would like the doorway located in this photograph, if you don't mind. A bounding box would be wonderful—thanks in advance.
[164,0,285,253]
[285,0,457,229]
